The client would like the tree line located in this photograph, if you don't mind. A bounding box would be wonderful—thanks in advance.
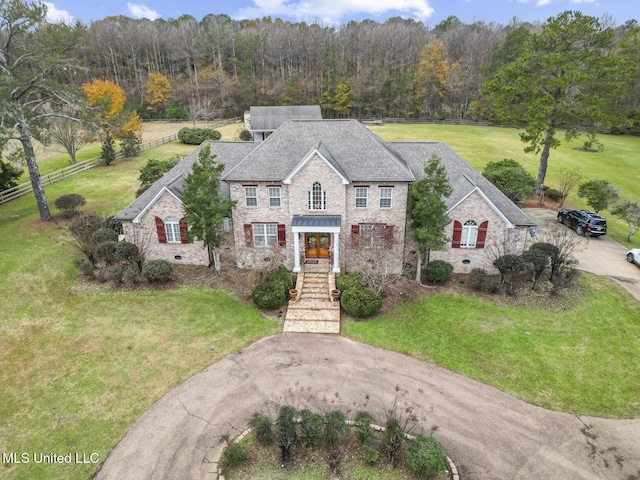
[74,12,640,123]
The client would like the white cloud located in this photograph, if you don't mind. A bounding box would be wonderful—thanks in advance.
[536,0,552,6]
[127,3,161,20]
[570,0,596,3]
[236,0,435,24]
[44,2,73,23]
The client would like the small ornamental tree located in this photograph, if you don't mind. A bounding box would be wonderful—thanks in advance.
[577,179,619,213]
[612,199,640,242]
[119,130,142,158]
[407,154,452,282]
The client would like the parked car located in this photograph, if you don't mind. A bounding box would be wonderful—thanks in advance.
[557,209,607,236]
[627,249,640,267]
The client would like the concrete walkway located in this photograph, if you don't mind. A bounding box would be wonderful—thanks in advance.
[96,334,640,480]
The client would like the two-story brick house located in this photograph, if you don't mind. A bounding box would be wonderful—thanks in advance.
[116,119,536,274]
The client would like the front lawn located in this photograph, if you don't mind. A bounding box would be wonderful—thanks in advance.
[0,149,280,480]
[343,275,640,418]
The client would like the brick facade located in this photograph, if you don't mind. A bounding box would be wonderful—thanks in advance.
[124,191,210,265]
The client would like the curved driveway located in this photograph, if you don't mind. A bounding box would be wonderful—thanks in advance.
[96,334,640,480]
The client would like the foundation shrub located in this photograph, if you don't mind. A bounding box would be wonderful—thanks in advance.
[424,260,454,283]
[142,260,173,283]
[249,414,273,445]
[221,443,247,470]
[341,286,382,318]
[251,280,286,309]
[299,409,324,447]
[336,272,364,292]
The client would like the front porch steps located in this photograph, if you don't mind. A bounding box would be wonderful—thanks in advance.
[283,271,341,334]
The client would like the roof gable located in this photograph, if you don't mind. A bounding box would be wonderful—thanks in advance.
[223,119,415,183]
[283,142,350,185]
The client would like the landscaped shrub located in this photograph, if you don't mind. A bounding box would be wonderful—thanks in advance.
[93,227,118,244]
[105,264,125,284]
[269,265,294,292]
[406,435,449,478]
[249,413,274,445]
[178,127,221,145]
[335,272,363,293]
[340,286,382,318]
[353,410,376,445]
[74,258,95,279]
[122,265,140,284]
[545,188,563,202]
[424,260,454,283]
[251,280,286,309]
[469,268,488,292]
[142,260,173,283]
[383,417,404,468]
[276,406,298,464]
[220,442,247,470]
[299,409,323,447]
[54,193,86,217]
[323,410,347,445]
[96,241,118,265]
[69,213,105,265]
[114,241,140,265]
[239,129,253,141]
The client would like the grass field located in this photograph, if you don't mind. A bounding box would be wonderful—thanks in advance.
[370,123,640,247]
[1,122,639,479]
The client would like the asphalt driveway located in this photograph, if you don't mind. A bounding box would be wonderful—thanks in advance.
[96,334,640,480]
[524,208,640,301]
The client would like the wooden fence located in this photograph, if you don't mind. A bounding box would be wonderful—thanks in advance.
[0,133,178,206]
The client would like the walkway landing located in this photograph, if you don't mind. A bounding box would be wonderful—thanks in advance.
[283,266,340,334]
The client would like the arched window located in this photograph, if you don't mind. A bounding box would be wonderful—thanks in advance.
[165,216,181,243]
[461,220,478,247]
[308,181,326,210]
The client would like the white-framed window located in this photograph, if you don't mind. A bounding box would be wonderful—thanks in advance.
[253,223,278,247]
[165,216,181,243]
[268,186,281,207]
[379,187,393,208]
[245,186,258,207]
[308,182,326,210]
[355,187,368,208]
[461,220,478,247]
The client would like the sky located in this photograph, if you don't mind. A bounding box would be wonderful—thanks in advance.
[43,0,638,27]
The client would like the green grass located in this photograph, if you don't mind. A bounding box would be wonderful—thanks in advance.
[343,277,640,418]
[371,124,640,247]
[0,150,280,480]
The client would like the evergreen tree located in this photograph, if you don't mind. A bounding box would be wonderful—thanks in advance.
[407,154,452,282]
[100,131,116,165]
[181,144,236,252]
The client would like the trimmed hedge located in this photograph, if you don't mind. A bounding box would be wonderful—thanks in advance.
[54,193,85,217]
[340,286,382,318]
[178,127,221,145]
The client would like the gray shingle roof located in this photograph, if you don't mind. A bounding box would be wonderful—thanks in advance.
[223,120,416,183]
[249,105,322,131]
[115,142,255,221]
[390,142,536,227]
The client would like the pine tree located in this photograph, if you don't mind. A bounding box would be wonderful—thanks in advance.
[100,132,116,165]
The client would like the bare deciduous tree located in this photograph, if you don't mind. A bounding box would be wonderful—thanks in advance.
[556,168,582,208]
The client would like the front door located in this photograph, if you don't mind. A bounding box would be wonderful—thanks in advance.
[305,232,331,258]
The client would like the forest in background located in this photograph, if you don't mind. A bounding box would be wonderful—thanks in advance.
[73,13,640,123]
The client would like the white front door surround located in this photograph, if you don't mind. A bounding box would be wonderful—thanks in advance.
[291,215,341,273]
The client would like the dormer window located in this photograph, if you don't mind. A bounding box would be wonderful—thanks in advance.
[308,182,326,210]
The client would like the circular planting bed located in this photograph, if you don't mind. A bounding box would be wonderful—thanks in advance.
[218,407,458,480]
